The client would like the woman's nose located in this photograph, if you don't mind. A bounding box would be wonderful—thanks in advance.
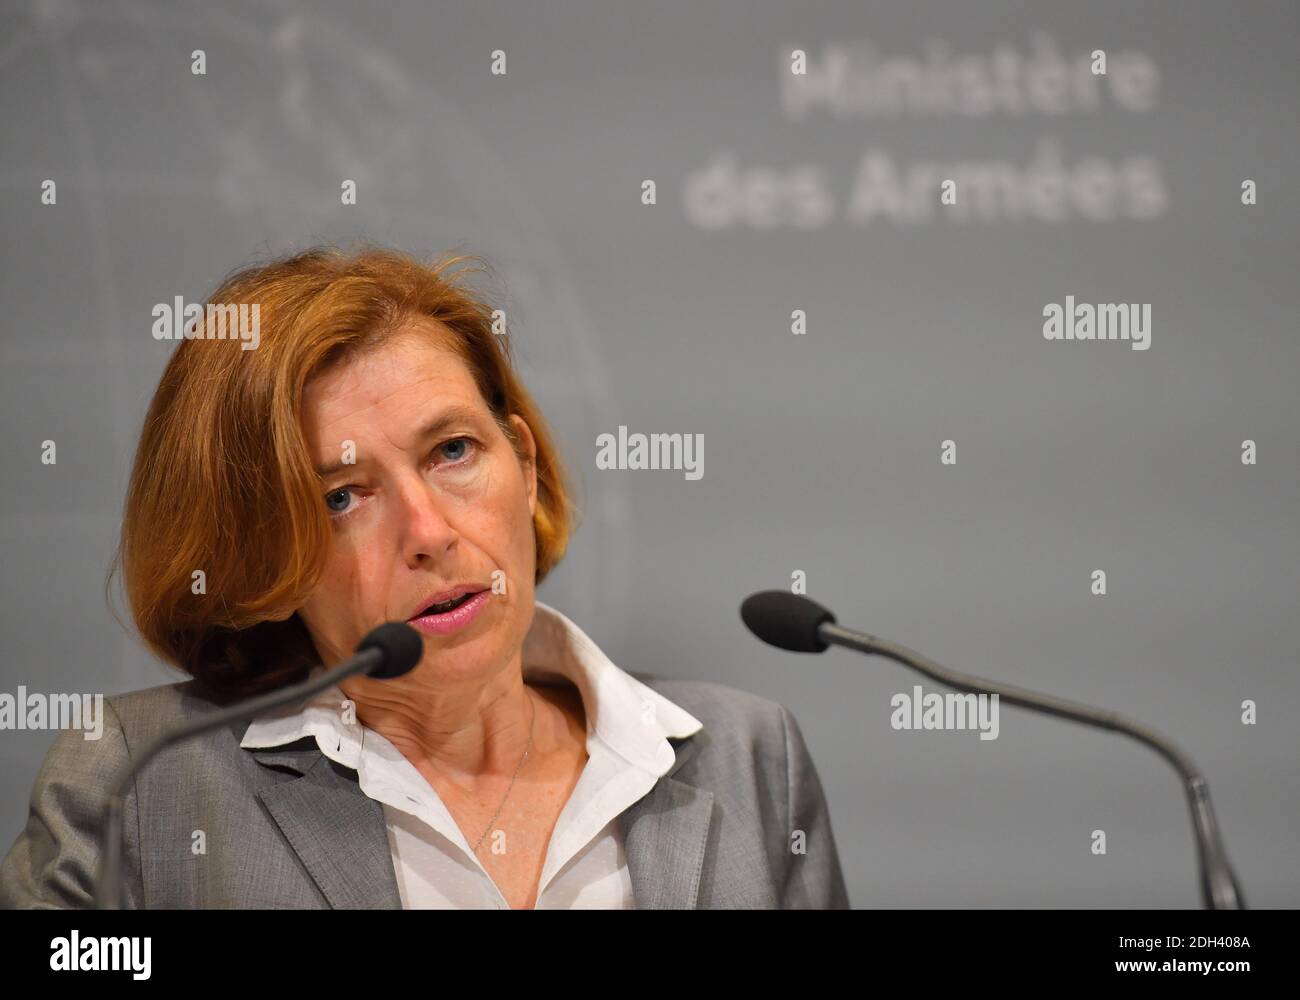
[393,476,459,559]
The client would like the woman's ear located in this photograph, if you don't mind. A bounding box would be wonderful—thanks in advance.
[508,413,538,517]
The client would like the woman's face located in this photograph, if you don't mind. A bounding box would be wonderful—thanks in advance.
[294,322,539,691]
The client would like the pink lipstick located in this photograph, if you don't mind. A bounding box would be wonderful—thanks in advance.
[407,590,490,636]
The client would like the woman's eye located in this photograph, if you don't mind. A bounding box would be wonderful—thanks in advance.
[437,437,473,463]
[324,487,356,516]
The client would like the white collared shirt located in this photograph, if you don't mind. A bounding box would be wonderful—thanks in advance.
[239,600,703,909]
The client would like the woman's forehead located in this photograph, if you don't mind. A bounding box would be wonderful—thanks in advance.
[307,333,475,413]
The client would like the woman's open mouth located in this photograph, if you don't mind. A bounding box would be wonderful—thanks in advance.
[407,590,490,636]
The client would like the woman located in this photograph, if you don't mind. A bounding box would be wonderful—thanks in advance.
[0,246,850,909]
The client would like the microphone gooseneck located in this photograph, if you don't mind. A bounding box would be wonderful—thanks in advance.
[95,620,423,909]
[740,590,1247,910]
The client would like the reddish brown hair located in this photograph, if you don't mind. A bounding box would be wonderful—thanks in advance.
[107,244,578,701]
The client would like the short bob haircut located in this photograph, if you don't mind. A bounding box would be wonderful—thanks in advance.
[107,244,578,702]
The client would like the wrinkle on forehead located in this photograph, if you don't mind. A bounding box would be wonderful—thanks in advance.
[303,334,481,451]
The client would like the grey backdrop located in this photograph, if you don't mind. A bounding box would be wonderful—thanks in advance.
[2,0,1296,907]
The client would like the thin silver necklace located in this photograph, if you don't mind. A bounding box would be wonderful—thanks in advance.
[471,689,536,855]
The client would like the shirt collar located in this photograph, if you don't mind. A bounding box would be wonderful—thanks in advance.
[239,599,703,777]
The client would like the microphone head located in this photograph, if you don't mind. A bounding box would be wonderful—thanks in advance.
[356,622,424,679]
[740,591,836,653]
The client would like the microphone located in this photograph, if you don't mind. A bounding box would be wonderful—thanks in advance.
[95,621,424,909]
[741,590,1247,910]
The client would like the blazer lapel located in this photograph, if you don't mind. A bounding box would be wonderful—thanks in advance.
[246,730,716,910]
[250,742,402,909]
[618,731,715,909]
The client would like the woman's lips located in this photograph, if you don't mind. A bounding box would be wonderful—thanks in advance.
[407,590,490,636]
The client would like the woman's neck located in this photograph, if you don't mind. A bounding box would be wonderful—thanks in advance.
[340,664,583,789]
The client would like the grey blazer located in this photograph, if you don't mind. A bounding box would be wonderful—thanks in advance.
[0,676,851,909]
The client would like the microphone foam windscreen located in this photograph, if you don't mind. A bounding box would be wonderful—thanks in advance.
[357,622,425,678]
[740,590,836,652]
